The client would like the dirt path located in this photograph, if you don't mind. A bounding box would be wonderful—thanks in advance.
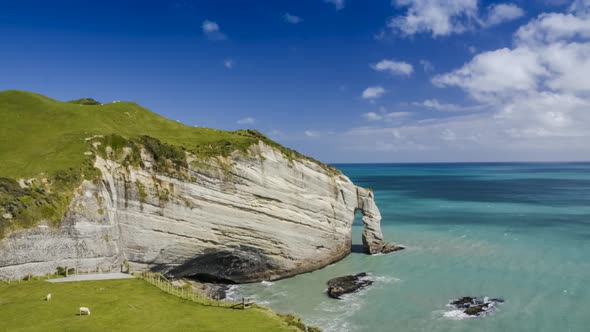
[46,273,135,283]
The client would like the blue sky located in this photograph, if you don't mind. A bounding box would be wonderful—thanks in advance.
[1,0,589,162]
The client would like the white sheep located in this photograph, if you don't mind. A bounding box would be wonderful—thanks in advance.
[79,307,91,316]
[46,293,52,301]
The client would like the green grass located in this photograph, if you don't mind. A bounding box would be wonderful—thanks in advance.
[0,90,263,179]
[0,278,299,332]
[0,90,337,179]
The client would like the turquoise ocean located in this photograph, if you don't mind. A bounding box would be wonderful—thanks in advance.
[230,163,590,332]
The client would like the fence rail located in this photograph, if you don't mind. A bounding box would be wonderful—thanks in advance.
[137,272,253,310]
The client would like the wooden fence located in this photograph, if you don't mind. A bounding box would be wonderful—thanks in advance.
[137,272,253,310]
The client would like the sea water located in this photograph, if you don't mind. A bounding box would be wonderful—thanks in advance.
[232,163,590,332]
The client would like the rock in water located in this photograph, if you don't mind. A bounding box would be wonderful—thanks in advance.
[464,304,489,316]
[450,296,478,308]
[448,296,503,317]
[327,273,373,299]
[356,188,406,255]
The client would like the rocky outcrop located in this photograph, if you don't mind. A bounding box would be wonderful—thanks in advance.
[448,296,504,317]
[357,187,405,255]
[0,141,402,281]
[326,273,373,299]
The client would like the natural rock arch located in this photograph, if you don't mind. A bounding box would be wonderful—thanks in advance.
[355,187,404,254]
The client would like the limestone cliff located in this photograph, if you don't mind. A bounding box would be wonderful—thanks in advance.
[0,141,401,282]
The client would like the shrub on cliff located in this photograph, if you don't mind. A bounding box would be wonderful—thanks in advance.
[68,97,101,105]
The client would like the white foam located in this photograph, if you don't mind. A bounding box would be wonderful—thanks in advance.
[224,285,240,301]
[319,319,357,332]
[358,273,401,285]
[443,309,472,320]
[369,275,401,283]
[260,280,274,286]
[269,291,288,298]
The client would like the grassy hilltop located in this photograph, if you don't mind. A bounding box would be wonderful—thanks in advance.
[0,90,267,179]
[0,90,336,238]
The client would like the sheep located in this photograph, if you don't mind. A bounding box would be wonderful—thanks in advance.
[45,293,52,301]
[79,307,91,316]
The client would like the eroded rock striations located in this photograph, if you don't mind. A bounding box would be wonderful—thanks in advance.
[0,142,402,282]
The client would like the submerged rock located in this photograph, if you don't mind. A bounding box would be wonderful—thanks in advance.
[327,273,373,299]
[448,296,503,317]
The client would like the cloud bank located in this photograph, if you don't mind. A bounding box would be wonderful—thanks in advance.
[339,7,590,161]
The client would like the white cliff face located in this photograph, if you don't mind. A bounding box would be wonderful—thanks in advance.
[0,142,400,282]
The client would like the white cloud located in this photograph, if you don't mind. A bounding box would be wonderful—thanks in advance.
[202,20,227,40]
[371,59,414,76]
[237,117,256,125]
[362,86,386,100]
[419,59,434,72]
[432,47,547,102]
[324,0,345,10]
[386,111,411,119]
[388,1,524,37]
[202,20,220,33]
[363,112,383,121]
[413,99,486,112]
[224,59,234,69]
[284,13,303,24]
[363,108,411,122]
[515,13,590,45]
[339,93,590,160]
[305,130,320,137]
[389,0,479,37]
[333,9,590,162]
[484,3,525,26]
[434,11,590,100]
